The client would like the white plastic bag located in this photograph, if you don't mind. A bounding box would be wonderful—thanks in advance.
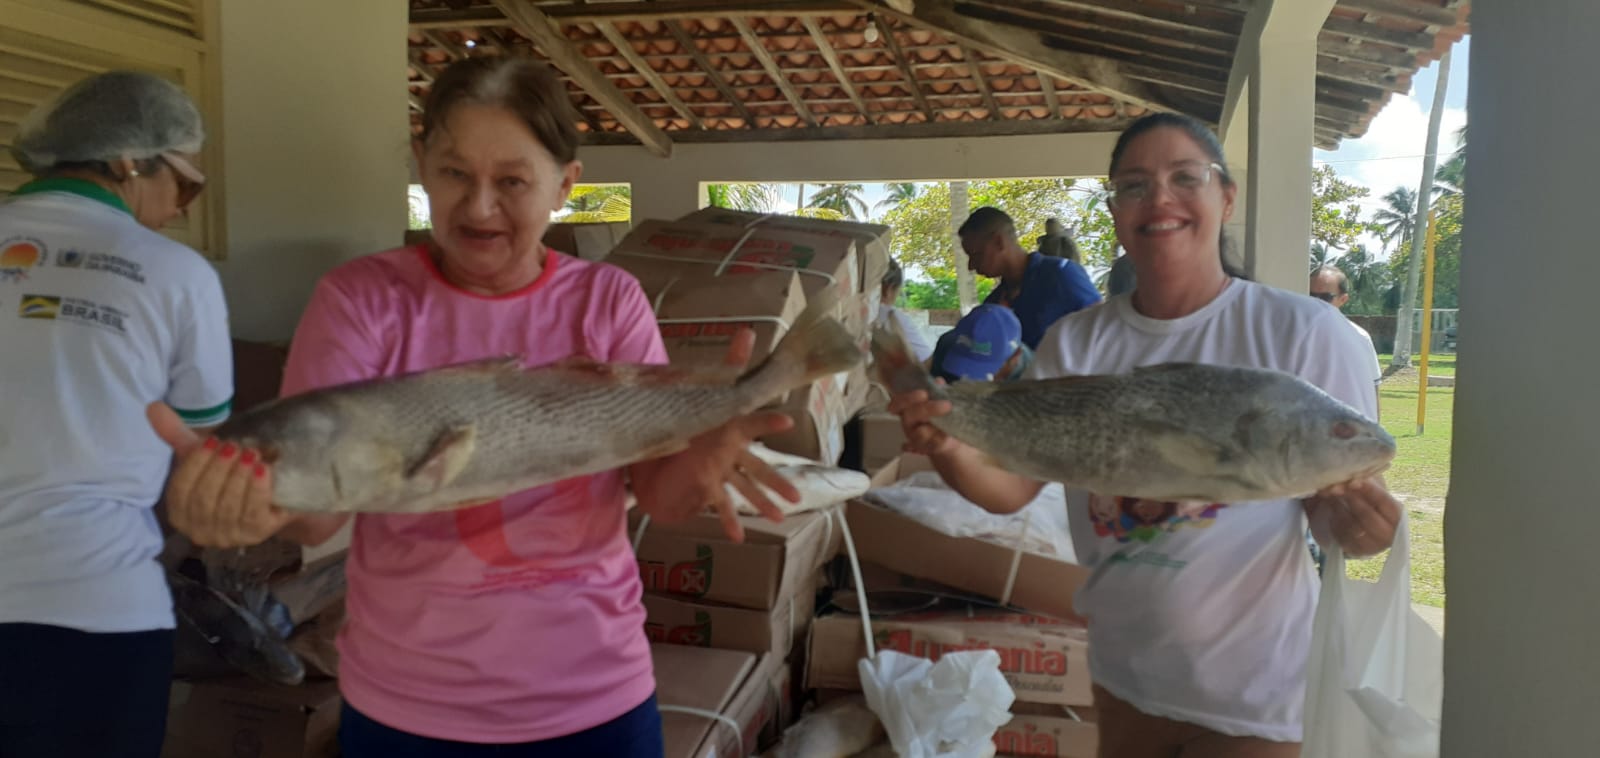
[864,472,1076,561]
[1302,516,1443,758]
[858,649,1016,758]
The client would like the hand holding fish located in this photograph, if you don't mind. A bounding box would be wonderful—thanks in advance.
[629,327,803,543]
[1306,476,1401,558]
[886,386,960,458]
[148,402,297,548]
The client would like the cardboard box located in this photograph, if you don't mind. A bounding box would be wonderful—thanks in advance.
[761,370,851,463]
[543,220,629,262]
[631,506,842,611]
[844,457,1089,622]
[858,411,908,475]
[806,611,1093,707]
[608,219,860,309]
[677,207,892,297]
[994,703,1099,758]
[162,677,340,758]
[643,571,819,659]
[654,644,787,758]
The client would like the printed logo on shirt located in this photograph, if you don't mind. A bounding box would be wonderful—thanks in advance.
[1088,494,1227,545]
[17,292,127,334]
[18,294,60,319]
[67,252,146,284]
[0,238,46,283]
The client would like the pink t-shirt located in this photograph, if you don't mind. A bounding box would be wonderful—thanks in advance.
[279,244,664,743]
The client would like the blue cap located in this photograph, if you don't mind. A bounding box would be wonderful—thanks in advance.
[938,304,1023,381]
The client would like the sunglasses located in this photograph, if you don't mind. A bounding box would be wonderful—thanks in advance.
[1310,292,1338,302]
[159,152,206,209]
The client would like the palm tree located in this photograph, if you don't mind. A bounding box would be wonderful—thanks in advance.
[561,185,632,222]
[874,182,919,215]
[1434,123,1468,197]
[1310,242,1332,271]
[705,183,783,212]
[808,183,869,220]
[1372,187,1417,254]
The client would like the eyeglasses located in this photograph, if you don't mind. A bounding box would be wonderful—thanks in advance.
[1107,162,1227,208]
[159,152,206,209]
[1310,292,1338,302]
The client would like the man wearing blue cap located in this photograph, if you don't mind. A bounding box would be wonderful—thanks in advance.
[930,304,1033,383]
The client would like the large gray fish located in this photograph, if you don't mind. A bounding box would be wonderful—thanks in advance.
[211,295,862,514]
[869,322,1396,503]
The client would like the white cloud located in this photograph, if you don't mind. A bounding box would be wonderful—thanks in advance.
[1315,96,1467,255]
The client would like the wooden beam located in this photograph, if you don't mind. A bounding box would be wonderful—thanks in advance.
[1320,15,1436,50]
[595,22,703,129]
[730,17,817,127]
[1318,37,1423,69]
[961,47,1000,117]
[1334,0,1459,28]
[407,47,437,85]
[409,93,425,112]
[664,20,757,126]
[802,17,873,124]
[872,12,936,121]
[1122,63,1227,97]
[962,0,1237,55]
[421,29,470,61]
[1038,73,1061,118]
[1038,33,1231,77]
[580,113,1139,145]
[491,0,672,157]
[1317,56,1405,92]
[854,0,1186,115]
[995,0,1244,39]
[409,1,857,29]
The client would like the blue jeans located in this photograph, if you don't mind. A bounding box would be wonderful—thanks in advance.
[338,692,665,757]
[0,623,174,758]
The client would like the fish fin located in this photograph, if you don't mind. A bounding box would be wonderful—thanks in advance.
[738,290,862,401]
[868,318,940,397]
[1145,424,1231,475]
[405,425,477,491]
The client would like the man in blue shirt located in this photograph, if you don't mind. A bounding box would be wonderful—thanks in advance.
[959,207,1103,348]
[929,304,1033,384]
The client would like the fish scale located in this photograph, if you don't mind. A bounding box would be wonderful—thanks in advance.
[211,294,863,514]
[869,322,1397,503]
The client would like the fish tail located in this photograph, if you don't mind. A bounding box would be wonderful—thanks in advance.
[869,317,943,399]
[738,289,862,401]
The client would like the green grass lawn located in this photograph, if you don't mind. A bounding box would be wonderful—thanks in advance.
[1344,351,1454,608]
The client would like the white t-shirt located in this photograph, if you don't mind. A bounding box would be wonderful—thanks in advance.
[877,303,934,363]
[0,182,233,633]
[1025,278,1379,742]
[1348,318,1383,388]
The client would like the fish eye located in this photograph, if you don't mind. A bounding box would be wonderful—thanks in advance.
[1331,421,1359,440]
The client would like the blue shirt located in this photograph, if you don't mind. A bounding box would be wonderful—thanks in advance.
[983,252,1103,348]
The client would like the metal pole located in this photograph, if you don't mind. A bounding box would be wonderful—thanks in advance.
[1416,209,1439,435]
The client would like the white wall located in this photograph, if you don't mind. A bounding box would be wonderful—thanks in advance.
[214,0,410,342]
[1442,0,1600,753]
[576,131,1123,221]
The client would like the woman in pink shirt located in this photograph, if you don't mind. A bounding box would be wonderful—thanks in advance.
[148,57,801,756]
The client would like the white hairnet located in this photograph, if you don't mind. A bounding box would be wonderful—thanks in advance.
[10,70,205,174]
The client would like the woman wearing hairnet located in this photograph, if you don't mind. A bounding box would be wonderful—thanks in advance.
[0,71,233,756]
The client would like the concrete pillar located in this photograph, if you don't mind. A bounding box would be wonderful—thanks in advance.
[213,0,411,342]
[1219,79,1250,272]
[1239,0,1334,292]
[1442,1,1600,753]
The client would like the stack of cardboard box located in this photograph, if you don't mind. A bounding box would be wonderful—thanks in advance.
[629,504,844,757]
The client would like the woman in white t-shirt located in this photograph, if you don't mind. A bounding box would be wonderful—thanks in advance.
[887,113,1403,757]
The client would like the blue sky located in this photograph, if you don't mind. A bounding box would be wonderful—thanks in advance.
[765,36,1470,254]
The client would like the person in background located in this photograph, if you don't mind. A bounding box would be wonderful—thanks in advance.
[1036,217,1083,264]
[928,304,1032,384]
[960,206,1102,350]
[888,112,1401,758]
[1106,252,1138,297]
[1310,264,1383,399]
[149,56,798,757]
[876,257,933,364]
[0,71,230,758]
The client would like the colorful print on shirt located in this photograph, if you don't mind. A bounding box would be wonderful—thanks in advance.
[1087,494,1227,544]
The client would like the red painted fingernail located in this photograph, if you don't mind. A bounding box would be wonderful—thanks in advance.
[240,449,258,465]
[219,443,237,458]
[203,437,219,451]
[254,464,266,479]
